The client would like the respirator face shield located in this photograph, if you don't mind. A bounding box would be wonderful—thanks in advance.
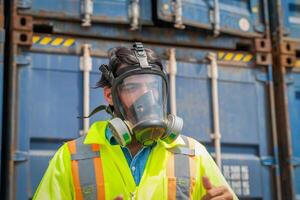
[111,69,169,146]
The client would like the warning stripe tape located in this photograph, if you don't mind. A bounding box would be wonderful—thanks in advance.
[295,60,300,67]
[218,52,253,63]
[32,36,75,47]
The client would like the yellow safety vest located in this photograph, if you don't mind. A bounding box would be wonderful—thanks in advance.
[33,121,238,200]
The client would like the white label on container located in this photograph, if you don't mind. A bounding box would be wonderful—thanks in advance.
[289,16,300,25]
[239,18,250,32]
[222,165,250,196]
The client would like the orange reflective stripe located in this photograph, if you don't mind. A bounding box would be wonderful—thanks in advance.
[91,143,100,152]
[67,141,83,200]
[68,140,76,154]
[71,161,84,200]
[91,144,105,200]
[94,157,105,200]
[167,153,176,200]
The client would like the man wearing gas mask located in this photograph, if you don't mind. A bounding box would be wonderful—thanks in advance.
[33,42,237,200]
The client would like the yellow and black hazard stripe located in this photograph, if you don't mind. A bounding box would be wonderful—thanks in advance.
[217,52,253,63]
[32,35,75,47]
[295,59,300,67]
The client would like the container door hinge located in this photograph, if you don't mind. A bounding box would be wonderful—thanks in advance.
[13,150,29,162]
[17,0,32,9]
[81,0,94,27]
[15,55,31,66]
[279,41,296,68]
[254,38,272,65]
[261,156,278,166]
[288,157,300,167]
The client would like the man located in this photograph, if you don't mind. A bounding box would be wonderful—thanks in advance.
[33,42,238,200]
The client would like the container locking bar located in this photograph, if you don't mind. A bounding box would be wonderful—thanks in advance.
[212,0,220,36]
[129,0,140,30]
[80,44,92,135]
[207,52,222,168]
[173,0,185,29]
[81,0,94,27]
[166,48,177,115]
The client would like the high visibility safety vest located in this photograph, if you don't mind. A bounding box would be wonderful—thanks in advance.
[33,121,238,200]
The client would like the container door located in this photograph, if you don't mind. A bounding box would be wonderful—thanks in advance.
[287,70,300,199]
[17,0,152,25]
[281,0,300,40]
[174,49,275,199]
[15,34,112,198]
[156,0,266,37]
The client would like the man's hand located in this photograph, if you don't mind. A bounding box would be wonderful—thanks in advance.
[202,176,233,200]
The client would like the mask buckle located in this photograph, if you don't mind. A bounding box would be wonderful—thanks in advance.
[132,42,151,69]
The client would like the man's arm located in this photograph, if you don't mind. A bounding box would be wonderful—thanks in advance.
[33,144,75,200]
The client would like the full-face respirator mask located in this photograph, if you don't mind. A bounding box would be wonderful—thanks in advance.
[91,42,183,146]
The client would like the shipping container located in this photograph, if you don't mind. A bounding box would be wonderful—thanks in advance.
[286,68,300,200]
[174,49,278,199]
[279,0,300,42]
[14,0,270,50]
[156,0,268,37]
[5,32,278,199]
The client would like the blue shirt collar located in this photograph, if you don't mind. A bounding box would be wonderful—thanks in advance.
[105,126,119,145]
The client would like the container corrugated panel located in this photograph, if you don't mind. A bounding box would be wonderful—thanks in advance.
[156,0,267,37]
[16,0,266,50]
[174,51,275,199]
[15,36,111,199]
[287,70,300,200]
[14,33,276,199]
[280,0,300,41]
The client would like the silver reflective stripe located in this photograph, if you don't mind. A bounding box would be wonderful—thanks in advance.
[174,135,191,199]
[168,146,194,156]
[71,151,100,160]
[72,136,98,200]
[78,158,97,200]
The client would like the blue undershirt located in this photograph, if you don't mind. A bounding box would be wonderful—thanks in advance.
[105,128,154,185]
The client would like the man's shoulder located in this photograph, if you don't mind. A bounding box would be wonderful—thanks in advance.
[180,135,209,156]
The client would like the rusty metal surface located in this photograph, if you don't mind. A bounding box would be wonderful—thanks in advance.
[0,2,3,28]
[279,41,296,55]
[268,0,296,199]
[12,31,32,46]
[255,38,272,53]
[256,52,273,65]
[280,54,296,68]
[12,15,32,31]
[30,18,256,51]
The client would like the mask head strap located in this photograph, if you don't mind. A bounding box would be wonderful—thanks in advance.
[132,42,151,69]
[99,64,114,86]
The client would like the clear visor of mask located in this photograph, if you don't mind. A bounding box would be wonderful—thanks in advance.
[116,74,167,127]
